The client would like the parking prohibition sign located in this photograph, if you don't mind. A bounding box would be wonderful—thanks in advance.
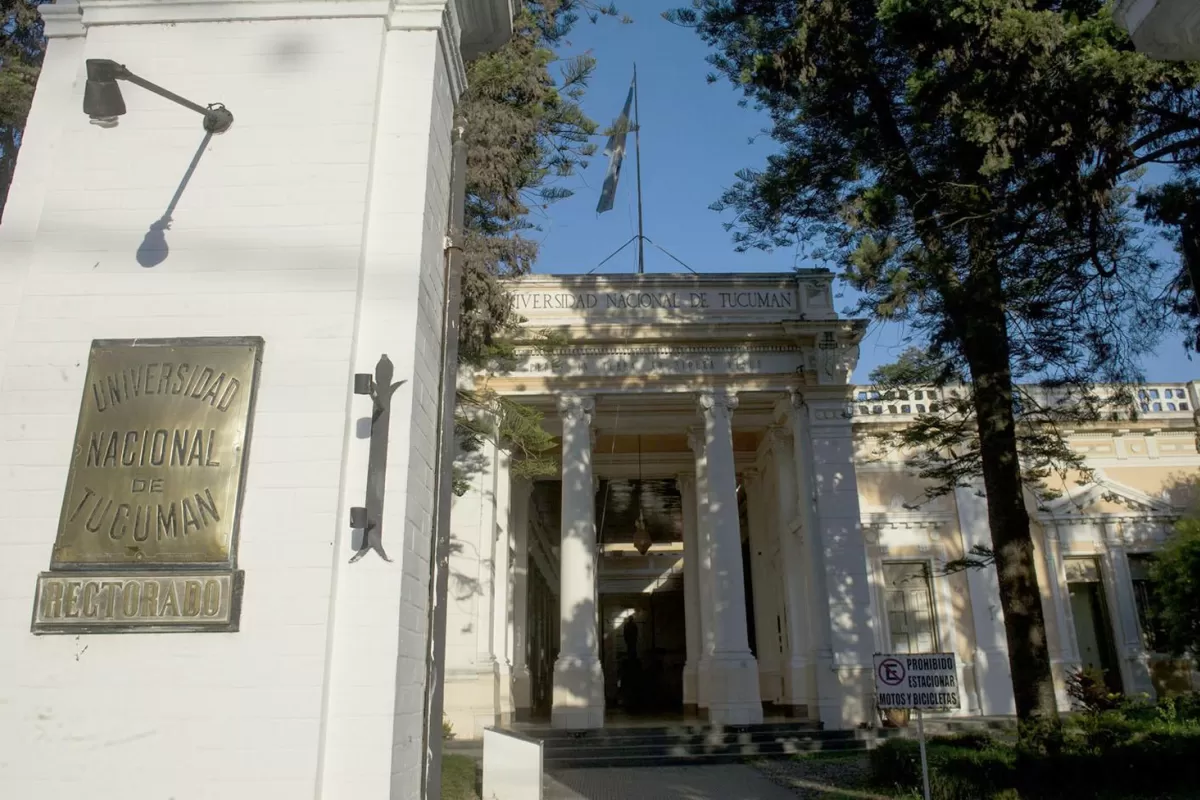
[873,653,960,710]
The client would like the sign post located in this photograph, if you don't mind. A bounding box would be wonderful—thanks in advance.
[874,653,961,800]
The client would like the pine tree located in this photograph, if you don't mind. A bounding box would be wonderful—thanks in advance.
[669,0,1200,725]
[455,2,627,485]
[0,1,47,221]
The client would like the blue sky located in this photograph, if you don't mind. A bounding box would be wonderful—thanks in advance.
[531,0,1195,383]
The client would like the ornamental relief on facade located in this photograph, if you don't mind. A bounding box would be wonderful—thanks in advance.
[509,346,806,381]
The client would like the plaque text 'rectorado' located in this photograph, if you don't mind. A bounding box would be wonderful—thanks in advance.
[51,338,263,568]
[32,571,241,633]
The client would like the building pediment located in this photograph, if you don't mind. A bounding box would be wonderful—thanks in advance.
[1038,475,1177,520]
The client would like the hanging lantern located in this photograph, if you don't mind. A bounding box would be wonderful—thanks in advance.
[633,509,652,555]
[632,434,652,555]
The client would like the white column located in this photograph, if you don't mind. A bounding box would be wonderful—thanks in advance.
[696,390,764,725]
[688,427,716,711]
[744,469,783,705]
[492,447,514,717]
[551,394,604,729]
[1104,523,1156,698]
[766,422,816,716]
[677,472,702,714]
[794,395,875,729]
[511,478,534,720]
[1043,522,1075,710]
[954,485,1016,715]
[475,438,499,671]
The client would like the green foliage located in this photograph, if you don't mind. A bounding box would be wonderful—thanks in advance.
[440,754,479,800]
[867,346,950,387]
[1065,666,1123,713]
[454,2,625,485]
[441,714,456,741]
[870,702,1200,799]
[1149,518,1200,657]
[458,1,625,363]
[0,1,47,221]
[871,736,1017,800]
[670,0,1200,724]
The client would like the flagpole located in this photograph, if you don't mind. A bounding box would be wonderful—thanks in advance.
[633,63,645,275]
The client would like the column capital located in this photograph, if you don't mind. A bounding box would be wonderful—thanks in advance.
[742,466,761,482]
[806,399,855,427]
[697,389,738,419]
[765,424,792,451]
[557,393,595,425]
[512,476,534,501]
[687,426,704,454]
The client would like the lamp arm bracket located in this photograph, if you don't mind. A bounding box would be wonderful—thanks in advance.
[120,69,214,118]
[115,65,234,133]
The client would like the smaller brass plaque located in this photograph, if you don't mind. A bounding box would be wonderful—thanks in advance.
[32,571,242,633]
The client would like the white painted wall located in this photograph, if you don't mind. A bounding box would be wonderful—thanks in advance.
[0,0,504,796]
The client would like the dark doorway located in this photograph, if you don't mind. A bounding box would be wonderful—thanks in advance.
[600,589,686,715]
[1066,557,1122,693]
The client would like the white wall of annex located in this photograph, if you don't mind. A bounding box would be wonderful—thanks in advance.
[0,14,454,799]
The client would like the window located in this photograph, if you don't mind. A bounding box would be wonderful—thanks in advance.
[1129,554,1168,652]
[883,562,939,654]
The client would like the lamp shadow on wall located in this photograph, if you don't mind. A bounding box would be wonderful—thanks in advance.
[136,130,214,268]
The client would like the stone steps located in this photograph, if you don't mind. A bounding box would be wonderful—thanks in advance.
[524,722,871,769]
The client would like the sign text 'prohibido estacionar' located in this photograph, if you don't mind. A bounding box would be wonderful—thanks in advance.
[873,653,961,710]
[31,337,262,634]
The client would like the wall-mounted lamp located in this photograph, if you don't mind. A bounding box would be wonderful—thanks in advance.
[84,59,234,132]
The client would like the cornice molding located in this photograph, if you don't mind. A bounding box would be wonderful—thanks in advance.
[515,344,805,356]
[48,0,477,95]
[74,0,393,26]
[40,0,84,37]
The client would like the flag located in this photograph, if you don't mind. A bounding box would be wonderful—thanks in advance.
[596,77,635,214]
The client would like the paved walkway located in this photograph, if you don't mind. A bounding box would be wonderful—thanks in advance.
[544,765,803,800]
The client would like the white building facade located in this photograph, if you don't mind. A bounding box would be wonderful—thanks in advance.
[1116,0,1200,61]
[443,272,1200,738]
[0,1,512,797]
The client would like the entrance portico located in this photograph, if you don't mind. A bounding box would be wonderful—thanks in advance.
[444,272,880,732]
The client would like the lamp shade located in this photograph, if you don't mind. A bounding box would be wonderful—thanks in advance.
[83,59,126,124]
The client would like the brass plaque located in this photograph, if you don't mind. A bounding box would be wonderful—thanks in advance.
[50,337,262,568]
[32,571,243,633]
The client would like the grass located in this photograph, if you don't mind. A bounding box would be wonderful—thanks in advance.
[442,754,480,800]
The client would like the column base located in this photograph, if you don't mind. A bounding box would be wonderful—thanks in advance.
[707,653,764,726]
[512,666,533,713]
[757,668,782,704]
[682,703,700,717]
[781,658,816,716]
[495,662,515,717]
[697,657,713,709]
[551,655,605,730]
[814,656,873,730]
[973,648,1016,716]
[683,661,699,708]
[442,669,503,740]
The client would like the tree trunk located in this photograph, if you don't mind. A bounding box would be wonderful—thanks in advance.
[953,277,1059,724]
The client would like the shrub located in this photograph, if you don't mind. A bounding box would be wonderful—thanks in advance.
[870,710,1200,799]
[870,737,922,790]
[442,714,456,741]
[1149,518,1200,657]
[1065,666,1123,713]
[870,734,1016,799]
